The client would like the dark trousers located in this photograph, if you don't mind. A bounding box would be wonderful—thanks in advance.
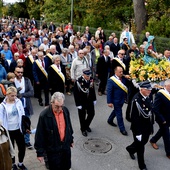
[98,77,107,93]
[78,105,95,132]
[108,103,125,131]
[47,149,71,170]
[150,123,170,156]
[126,133,150,169]
[36,81,49,105]
[8,129,26,163]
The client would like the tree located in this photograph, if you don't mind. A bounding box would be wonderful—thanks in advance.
[133,0,147,35]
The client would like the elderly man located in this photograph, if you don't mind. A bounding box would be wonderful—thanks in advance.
[40,37,49,52]
[48,55,66,94]
[74,68,96,137]
[46,44,58,65]
[70,49,89,82]
[68,45,77,61]
[126,81,154,170]
[150,79,170,159]
[33,51,50,106]
[34,92,74,170]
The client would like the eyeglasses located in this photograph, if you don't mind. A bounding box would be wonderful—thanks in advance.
[119,53,125,55]
[79,53,84,54]
[16,72,23,74]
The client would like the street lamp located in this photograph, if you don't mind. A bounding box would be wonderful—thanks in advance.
[70,0,73,24]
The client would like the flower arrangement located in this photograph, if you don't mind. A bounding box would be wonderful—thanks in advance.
[129,56,170,82]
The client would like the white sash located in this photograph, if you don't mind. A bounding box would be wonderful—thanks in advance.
[35,60,48,78]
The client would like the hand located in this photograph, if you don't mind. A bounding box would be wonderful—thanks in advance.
[71,143,74,148]
[26,129,31,134]
[93,101,97,105]
[124,74,131,79]
[36,82,40,84]
[163,121,166,124]
[96,74,98,77]
[37,157,44,163]
[108,103,113,108]
[136,135,142,141]
[77,106,82,110]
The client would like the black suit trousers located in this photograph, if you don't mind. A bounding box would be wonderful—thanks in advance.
[78,104,95,132]
[126,132,150,169]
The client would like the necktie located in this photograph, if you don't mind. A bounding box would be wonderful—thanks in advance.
[41,60,44,68]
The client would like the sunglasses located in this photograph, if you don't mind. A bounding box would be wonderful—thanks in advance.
[16,72,23,74]
[120,53,125,55]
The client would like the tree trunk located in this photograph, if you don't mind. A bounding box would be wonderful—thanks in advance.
[133,0,147,35]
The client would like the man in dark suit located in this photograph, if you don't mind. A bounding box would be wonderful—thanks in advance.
[107,66,128,136]
[49,22,56,33]
[126,81,154,170]
[48,55,66,95]
[96,49,111,96]
[110,37,120,57]
[150,79,170,159]
[33,51,50,106]
[74,68,96,137]
[81,37,92,50]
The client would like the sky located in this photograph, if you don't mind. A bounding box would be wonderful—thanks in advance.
[4,0,20,4]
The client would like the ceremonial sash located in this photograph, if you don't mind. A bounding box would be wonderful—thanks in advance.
[35,60,48,78]
[158,89,170,101]
[113,58,126,70]
[110,76,128,93]
[51,64,65,83]
[47,53,53,61]
[28,55,34,64]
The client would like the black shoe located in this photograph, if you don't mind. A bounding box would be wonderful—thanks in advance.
[140,168,148,170]
[39,102,43,106]
[107,120,117,127]
[25,142,33,149]
[18,163,28,170]
[120,130,128,136]
[12,164,18,170]
[86,127,92,132]
[82,131,87,137]
[126,147,135,160]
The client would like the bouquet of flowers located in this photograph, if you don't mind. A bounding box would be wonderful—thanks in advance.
[129,56,170,83]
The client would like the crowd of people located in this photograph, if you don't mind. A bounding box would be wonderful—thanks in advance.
[0,16,170,170]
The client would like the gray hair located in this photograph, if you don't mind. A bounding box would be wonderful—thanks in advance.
[50,45,56,50]
[104,45,110,50]
[39,45,44,51]
[164,79,170,86]
[43,37,48,42]
[52,55,61,63]
[17,59,23,64]
[62,48,68,53]
[51,92,65,103]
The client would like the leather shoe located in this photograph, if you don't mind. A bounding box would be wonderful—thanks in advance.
[86,127,92,132]
[107,121,117,127]
[126,147,135,160]
[120,130,128,136]
[82,131,87,137]
[140,168,148,170]
[167,155,170,159]
[39,102,43,106]
[150,141,159,150]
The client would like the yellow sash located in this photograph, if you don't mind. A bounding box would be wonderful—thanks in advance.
[158,89,170,101]
[47,53,53,61]
[110,76,128,93]
[35,60,48,78]
[28,55,34,64]
[113,58,126,70]
[51,64,65,83]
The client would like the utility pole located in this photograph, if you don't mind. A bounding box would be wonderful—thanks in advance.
[70,0,73,24]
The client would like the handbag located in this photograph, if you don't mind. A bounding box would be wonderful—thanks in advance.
[21,115,31,134]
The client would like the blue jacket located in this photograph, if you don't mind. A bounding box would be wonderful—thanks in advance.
[107,76,127,105]
[0,64,7,82]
